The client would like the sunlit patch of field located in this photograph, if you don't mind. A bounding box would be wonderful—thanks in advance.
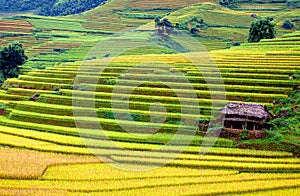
[0,147,100,179]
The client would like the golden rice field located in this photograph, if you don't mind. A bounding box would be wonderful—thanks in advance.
[0,150,299,195]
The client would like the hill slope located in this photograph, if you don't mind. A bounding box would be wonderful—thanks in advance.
[0,31,299,194]
[0,1,299,195]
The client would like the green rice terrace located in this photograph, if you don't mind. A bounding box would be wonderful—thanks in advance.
[0,0,299,195]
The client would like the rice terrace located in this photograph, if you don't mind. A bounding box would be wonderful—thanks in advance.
[0,0,299,195]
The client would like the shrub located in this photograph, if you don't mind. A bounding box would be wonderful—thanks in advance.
[232,42,241,46]
[190,28,199,34]
[0,103,6,110]
[240,130,250,140]
[282,20,294,29]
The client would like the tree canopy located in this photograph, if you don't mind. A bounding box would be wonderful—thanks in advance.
[154,17,175,34]
[287,0,300,8]
[0,0,53,12]
[219,0,238,8]
[0,42,28,80]
[0,0,107,16]
[39,0,107,16]
[248,17,276,43]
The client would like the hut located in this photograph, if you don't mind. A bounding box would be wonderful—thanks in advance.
[219,102,272,132]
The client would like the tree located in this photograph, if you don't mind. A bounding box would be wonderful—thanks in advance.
[0,42,28,80]
[154,16,161,27]
[248,17,276,43]
[162,18,174,34]
[154,17,174,34]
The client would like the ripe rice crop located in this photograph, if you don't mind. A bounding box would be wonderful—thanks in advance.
[0,147,99,179]
[1,172,299,193]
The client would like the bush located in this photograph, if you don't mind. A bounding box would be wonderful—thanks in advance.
[240,130,250,140]
[190,28,199,34]
[282,20,294,29]
[232,42,241,46]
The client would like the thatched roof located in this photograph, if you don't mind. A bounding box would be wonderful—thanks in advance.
[220,102,271,123]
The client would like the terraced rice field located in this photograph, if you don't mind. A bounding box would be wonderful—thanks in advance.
[0,146,299,194]
[164,3,300,48]
[0,32,299,140]
[78,0,218,33]
[0,31,299,155]
[0,20,34,33]
[0,1,299,195]
[128,0,217,9]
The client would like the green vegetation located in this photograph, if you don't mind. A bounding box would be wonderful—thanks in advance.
[287,0,300,8]
[248,17,276,42]
[219,0,238,8]
[272,88,299,137]
[0,0,53,12]
[40,0,107,16]
[154,17,175,34]
[282,19,295,29]
[237,72,299,155]
[0,0,107,16]
[0,42,28,80]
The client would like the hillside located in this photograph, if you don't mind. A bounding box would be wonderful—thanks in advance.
[1,1,299,58]
[0,0,299,195]
[163,3,300,49]
[0,1,298,72]
[0,29,299,194]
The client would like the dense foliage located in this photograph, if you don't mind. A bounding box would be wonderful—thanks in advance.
[219,0,238,8]
[242,86,300,155]
[287,0,300,8]
[173,17,208,35]
[271,79,299,137]
[0,0,106,16]
[154,17,175,34]
[282,20,295,29]
[40,0,107,16]
[0,42,28,80]
[0,0,54,12]
[248,17,276,42]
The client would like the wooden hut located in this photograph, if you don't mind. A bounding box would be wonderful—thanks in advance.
[219,102,272,132]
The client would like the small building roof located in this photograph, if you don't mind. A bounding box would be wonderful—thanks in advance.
[220,102,271,121]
